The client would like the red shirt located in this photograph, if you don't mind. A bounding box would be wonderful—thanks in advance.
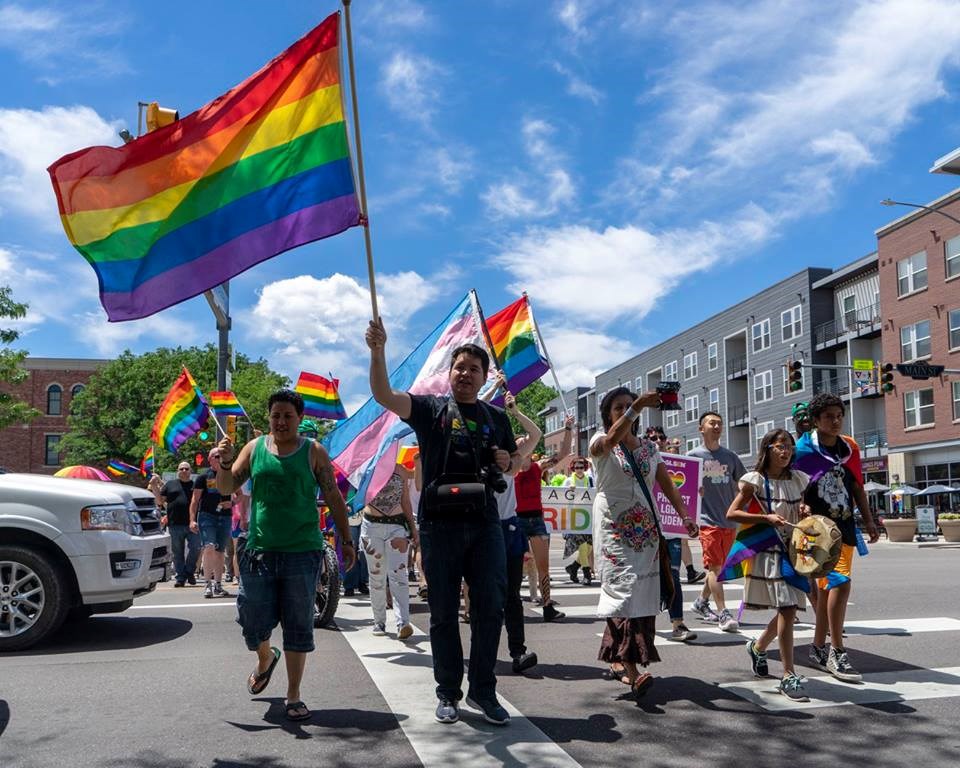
[514,462,543,516]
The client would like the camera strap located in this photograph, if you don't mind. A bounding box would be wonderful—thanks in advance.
[439,398,492,477]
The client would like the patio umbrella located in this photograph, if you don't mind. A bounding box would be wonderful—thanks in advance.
[920,484,960,495]
[862,480,889,492]
[885,485,921,496]
[54,465,112,482]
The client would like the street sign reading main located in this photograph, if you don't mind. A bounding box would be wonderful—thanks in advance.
[896,363,945,380]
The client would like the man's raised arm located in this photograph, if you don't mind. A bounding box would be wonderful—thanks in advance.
[366,317,412,419]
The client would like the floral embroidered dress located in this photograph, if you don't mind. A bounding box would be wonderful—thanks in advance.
[590,432,663,618]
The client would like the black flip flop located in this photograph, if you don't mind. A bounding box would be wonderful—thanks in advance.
[602,665,627,681]
[247,647,281,695]
[285,701,311,721]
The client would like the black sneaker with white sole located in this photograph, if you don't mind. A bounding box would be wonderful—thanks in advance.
[808,643,829,671]
[512,651,538,673]
[827,647,862,683]
[465,695,510,726]
[746,639,769,677]
[778,673,810,702]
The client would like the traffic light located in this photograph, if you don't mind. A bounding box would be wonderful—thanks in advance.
[789,359,803,392]
[198,430,210,442]
[145,102,179,132]
[194,452,204,467]
[880,363,895,394]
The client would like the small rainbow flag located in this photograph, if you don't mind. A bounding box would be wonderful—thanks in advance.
[397,445,419,470]
[107,459,139,477]
[295,372,347,420]
[151,367,209,453]
[140,446,155,477]
[484,295,550,398]
[47,12,359,321]
[208,391,245,419]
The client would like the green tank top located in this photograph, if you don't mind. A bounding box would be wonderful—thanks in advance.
[248,436,324,552]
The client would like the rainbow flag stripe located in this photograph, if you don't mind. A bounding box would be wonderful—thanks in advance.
[295,372,347,420]
[47,13,360,322]
[208,391,245,419]
[151,367,209,453]
[140,446,155,477]
[107,459,139,476]
[396,445,419,470]
[485,296,550,397]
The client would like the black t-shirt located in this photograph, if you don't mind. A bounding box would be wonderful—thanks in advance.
[161,479,194,526]
[403,395,517,518]
[802,439,858,546]
[195,469,231,516]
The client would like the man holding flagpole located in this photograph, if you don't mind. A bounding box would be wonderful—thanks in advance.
[366,317,519,727]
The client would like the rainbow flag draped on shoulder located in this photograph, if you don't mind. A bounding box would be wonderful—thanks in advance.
[47,12,360,321]
[484,295,549,398]
[151,367,209,453]
[295,372,347,420]
[324,293,488,507]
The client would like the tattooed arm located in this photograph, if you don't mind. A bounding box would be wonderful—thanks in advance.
[215,436,254,495]
[312,441,356,571]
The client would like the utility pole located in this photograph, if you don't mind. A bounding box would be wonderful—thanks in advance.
[204,283,231,390]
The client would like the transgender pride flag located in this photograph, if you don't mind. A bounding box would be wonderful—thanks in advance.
[324,293,487,508]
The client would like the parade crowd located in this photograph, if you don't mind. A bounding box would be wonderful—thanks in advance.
[151,317,880,725]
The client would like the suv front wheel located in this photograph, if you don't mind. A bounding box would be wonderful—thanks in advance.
[0,545,70,652]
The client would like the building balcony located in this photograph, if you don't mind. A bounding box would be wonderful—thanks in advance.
[855,429,887,458]
[815,376,851,398]
[814,302,882,350]
[726,355,748,380]
[727,403,750,426]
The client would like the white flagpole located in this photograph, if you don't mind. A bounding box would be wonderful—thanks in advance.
[523,291,570,413]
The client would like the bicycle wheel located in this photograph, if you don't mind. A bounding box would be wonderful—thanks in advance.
[314,545,341,628]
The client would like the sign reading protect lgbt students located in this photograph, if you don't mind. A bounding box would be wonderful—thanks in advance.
[542,486,594,535]
[652,454,703,537]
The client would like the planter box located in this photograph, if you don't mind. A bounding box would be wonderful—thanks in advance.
[940,520,960,543]
[884,518,917,542]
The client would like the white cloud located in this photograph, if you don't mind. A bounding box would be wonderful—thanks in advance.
[556,0,588,39]
[362,0,431,30]
[380,51,444,124]
[552,62,604,104]
[539,326,637,388]
[0,5,59,33]
[0,105,121,226]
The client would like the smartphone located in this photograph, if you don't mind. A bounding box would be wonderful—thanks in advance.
[656,381,681,410]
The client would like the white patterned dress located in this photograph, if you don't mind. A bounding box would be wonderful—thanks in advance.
[590,433,663,618]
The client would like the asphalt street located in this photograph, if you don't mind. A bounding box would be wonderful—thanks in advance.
[2,538,958,768]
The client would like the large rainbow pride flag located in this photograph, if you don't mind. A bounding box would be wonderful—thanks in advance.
[151,367,209,453]
[484,295,549,399]
[295,372,347,420]
[47,12,360,322]
[324,293,487,507]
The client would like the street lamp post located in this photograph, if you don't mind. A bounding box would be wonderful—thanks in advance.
[880,198,960,226]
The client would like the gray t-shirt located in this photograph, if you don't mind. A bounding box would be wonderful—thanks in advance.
[686,445,746,529]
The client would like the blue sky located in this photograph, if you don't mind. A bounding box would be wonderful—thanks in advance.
[2,0,960,411]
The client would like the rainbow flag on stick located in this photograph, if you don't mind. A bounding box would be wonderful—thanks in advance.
[483,295,550,399]
[295,372,347,420]
[107,459,140,477]
[47,12,360,322]
[151,367,210,453]
[140,446,155,477]
[208,391,246,420]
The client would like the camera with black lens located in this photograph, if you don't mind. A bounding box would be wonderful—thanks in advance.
[479,462,508,494]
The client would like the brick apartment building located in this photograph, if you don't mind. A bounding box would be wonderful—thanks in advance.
[876,188,960,493]
[0,357,108,473]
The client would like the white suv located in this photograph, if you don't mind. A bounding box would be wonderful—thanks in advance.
[0,473,171,651]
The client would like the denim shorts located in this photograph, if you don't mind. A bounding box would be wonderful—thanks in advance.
[199,512,232,552]
[236,548,323,653]
[517,513,549,539]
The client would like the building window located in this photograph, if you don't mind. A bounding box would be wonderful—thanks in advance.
[71,383,85,397]
[708,342,718,371]
[709,387,719,412]
[597,392,605,420]
[841,295,856,330]
[900,320,931,361]
[665,411,680,429]
[949,309,960,350]
[783,362,804,395]
[953,381,960,421]
[664,360,678,381]
[44,435,62,466]
[685,395,700,423]
[904,388,935,428]
[897,251,928,296]
[754,370,773,403]
[781,305,802,341]
[751,319,771,353]
[46,384,62,416]
[755,420,775,451]
[635,376,643,393]
[785,416,795,434]
[683,352,698,380]
[686,437,702,452]
[946,235,960,279]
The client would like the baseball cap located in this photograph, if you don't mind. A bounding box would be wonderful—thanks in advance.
[791,402,809,418]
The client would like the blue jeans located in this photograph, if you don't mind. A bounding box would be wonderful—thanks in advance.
[237,549,323,653]
[667,538,683,622]
[198,512,232,552]
[341,523,368,589]
[419,511,506,702]
[168,524,200,582]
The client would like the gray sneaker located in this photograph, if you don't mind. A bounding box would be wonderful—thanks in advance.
[372,622,387,636]
[808,644,829,671]
[691,597,719,623]
[827,647,862,683]
[465,695,510,726]
[667,623,697,642]
[717,608,739,632]
[203,582,214,599]
[778,672,810,702]
[434,698,459,724]
[746,639,769,677]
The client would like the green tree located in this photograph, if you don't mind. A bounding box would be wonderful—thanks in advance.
[510,379,557,453]
[0,286,40,430]
[60,345,287,473]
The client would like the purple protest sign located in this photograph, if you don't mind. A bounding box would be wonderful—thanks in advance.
[652,454,703,538]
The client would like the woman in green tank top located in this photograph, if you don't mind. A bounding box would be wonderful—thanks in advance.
[215,389,355,722]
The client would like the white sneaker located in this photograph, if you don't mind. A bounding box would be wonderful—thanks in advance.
[691,597,719,623]
[827,647,862,683]
[372,622,387,636]
[717,609,739,632]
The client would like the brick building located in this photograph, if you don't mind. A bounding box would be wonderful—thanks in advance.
[0,357,108,473]
[875,188,960,493]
